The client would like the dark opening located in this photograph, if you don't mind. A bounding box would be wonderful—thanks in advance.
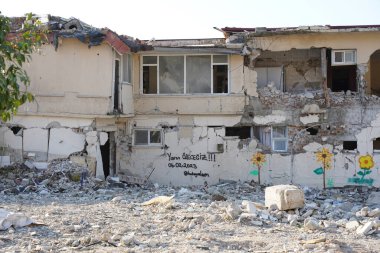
[225,126,251,139]
[373,138,380,150]
[100,135,110,178]
[69,25,77,30]
[327,49,357,92]
[213,65,228,93]
[10,126,22,135]
[306,127,319,135]
[343,141,357,150]
[143,66,157,94]
[370,50,380,96]
[113,60,120,111]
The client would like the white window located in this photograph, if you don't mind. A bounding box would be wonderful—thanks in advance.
[253,126,288,152]
[142,55,229,94]
[134,129,162,146]
[272,126,288,152]
[122,54,132,84]
[331,50,356,66]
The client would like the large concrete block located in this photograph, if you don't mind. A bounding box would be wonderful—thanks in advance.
[23,128,48,153]
[265,185,305,211]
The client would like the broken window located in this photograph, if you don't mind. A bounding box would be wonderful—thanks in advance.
[134,129,162,146]
[256,67,283,90]
[122,54,132,84]
[328,49,357,92]
[225,126,251,139]
[253,126,288,152]
[343,141,357,151]
[373,138,380,151]
[141,55,228,94]
[114,59,120,111]
[143,56,158,94]
[187,55,211,93]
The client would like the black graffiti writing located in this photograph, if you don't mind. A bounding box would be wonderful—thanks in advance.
[168,163,198,169]
[167,153,181,161]
[184,170,210,177]
[182,153,215,162]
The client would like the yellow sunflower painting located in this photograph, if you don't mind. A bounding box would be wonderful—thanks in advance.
[250,152,266,185]
[314,147,333,189]
[359,155,374,170]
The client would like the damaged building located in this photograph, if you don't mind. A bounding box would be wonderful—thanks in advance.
[1,17,380,188]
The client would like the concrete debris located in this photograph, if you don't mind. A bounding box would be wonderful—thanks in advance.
[141,195,175,206]
[265,184,305,211]
[0,168,379,251]
[0,209,35,230]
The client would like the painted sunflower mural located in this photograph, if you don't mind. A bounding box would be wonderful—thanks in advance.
[314,147,333,189]
[250,152,266,184]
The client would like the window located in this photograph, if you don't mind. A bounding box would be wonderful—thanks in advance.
[256,67,283,91]
[141,55,228,94]
[122,54,132,84]
[343,141,357,151]
[332,50,356,66]
[253,126,288,152]
[225,126,251,139]
[373,138,380,151]
[272,126,288,152]
[134,129,162,146]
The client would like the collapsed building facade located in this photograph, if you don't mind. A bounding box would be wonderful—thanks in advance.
[1,17,380,188]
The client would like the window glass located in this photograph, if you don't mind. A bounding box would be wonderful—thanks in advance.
[143,66,157,94]
[143,56,157,64]
[135,130,148,145]
[334,52,344,62]
[159,56,184,94]
[150,130,161,144]
[186,55,211,93]
[256,67,282,90]
[213,65,228,93]
[272,126,286,138]
[273,140,287,151]
[122,54,132,83]
[213,55,228,63]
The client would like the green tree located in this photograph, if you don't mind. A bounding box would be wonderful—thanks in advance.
[0,12,44,122]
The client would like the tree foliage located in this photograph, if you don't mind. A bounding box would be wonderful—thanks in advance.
[0,12,44,122]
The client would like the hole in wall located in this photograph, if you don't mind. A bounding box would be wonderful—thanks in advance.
[10,126,22,135]
[306,127,319,135]
[343,141,357,150]
[373,138,380,150]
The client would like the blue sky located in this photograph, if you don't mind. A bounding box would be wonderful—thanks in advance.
[2,0,380,40]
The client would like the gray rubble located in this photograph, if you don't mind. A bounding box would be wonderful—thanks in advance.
[0,160,379,252]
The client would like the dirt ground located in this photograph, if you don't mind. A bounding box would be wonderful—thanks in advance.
[1,181,379,253]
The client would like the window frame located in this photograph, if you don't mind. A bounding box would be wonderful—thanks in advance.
[140,54,229,95]
[271,126,288,152]
[331,49,357,66]
[133,129,163,147]
[122,53,133,84]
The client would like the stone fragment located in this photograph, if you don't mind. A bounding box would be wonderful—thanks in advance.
[345,220,360,230]
[211,194,227,201]
[265,185,304,211]
[142,195,175,206]
[226,203,242,220]
[356,221,375,235]
[241,200,257,214]
[368,208,380,217]
[304,217,321,231]
[367,192,380,206]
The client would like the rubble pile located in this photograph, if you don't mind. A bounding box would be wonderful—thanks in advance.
[0,164,379,252]
[0,159,102,195]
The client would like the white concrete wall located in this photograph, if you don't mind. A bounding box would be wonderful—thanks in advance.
[120,115,380,188]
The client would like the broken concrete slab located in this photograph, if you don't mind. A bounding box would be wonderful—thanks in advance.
[265,185,305,211]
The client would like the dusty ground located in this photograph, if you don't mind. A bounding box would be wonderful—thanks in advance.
[1,180,379,253]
